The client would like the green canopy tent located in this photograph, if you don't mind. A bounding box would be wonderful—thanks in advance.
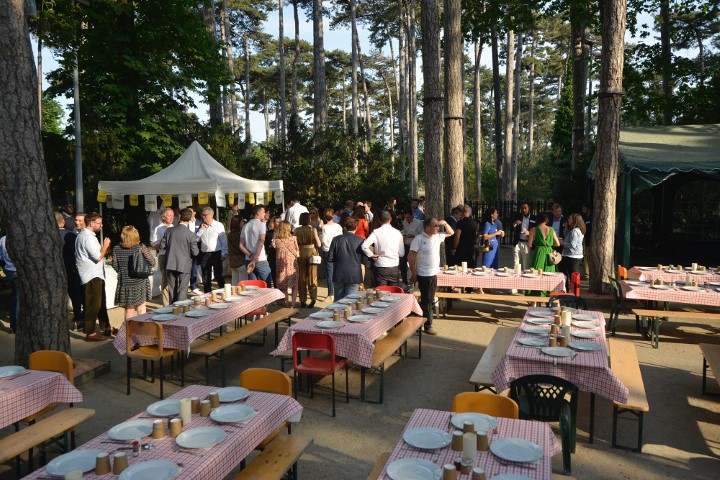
[589,124,720,266]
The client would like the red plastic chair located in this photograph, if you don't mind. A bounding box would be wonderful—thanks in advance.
[238,280,268,321]
[374,286,404,294]
[291,332,349,417]
[571,272,581,297]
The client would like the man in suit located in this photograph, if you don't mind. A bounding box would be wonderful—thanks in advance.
[327,217,368,301]
[512,202,536,270]
[56,212,84,330]
[161,208,200,303]
[550,203,566,254]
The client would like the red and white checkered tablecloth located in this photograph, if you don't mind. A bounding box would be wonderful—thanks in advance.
[621,280,720,307]
[491,308,629,404]
[22,384,303,480]
[375,408,560,480]
[0,370,83,429]
[113,289,286,354]
[436,270,566,292]
[274,293,423,368]
[629,266,720,284]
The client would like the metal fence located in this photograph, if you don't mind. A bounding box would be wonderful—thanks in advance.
[466,200,550,247]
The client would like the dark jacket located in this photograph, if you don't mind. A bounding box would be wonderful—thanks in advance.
[327,232,366,284]
[162,223,199,273]
[512,213,537,245]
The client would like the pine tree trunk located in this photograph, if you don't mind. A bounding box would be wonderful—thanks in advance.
[590,0,626,294]
[1,0,71,365]
[491,27,503,206]
[312,0,327,130]
[421,0,443,219]
[381,71,396,169]
[502,30,515,203]
[528,33,536,155]
[571,7,589,170]
[444,0,464,212]
[203,1,222,125]
[278,0,286,152]
[351,0,359,137]
[407,0,418,197]
[245,36,251,150]
[357,35,372,148]
[37,31,42,127]
[660,0,672,125]
[398,10,407,181]
[221,0,238,134]
[511,32,522,202]
[291,0,299,118]
[473,42,482,201]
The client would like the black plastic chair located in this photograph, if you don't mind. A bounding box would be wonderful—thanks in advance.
[509,374,578,474]
[608,276,642,336]
[547,294,588,310]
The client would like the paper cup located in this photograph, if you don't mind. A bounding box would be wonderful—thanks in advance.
[169,417,183,437]
[95,452,111,475]
[476,431,489,451]
[151,419,165,439]
[191,397,200,414]
[442,464,458,480]
[112,452,129,474]
[451,430,463,451]
[64,470,83,480]
[548,336,557,347]
[558,335,568,347]
[209,391,220,408]
[200,399,212,417]
[462,420,475,434]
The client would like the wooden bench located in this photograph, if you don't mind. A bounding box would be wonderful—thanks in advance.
[632,308,720,348]
[699,343,720,395]
[360,316,424,404]
[469,327,517,392]
[414,291,550,318]
[233,434,313,480]
[0,407,95,474]
[608,338,649,452]
[191,308,298,386]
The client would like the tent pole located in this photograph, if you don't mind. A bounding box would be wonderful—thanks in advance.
[99,201,104,244]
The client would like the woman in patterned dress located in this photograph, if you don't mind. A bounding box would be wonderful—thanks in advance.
[273,221,299,308]
[111,225,155,320]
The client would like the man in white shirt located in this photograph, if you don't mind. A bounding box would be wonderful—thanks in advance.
[240,204,272,286]
[285,194,309,231]
[196,207,228,293]
[151,208,174,306]
[75,212,112,341]
[400,210,424,289]
[407,218,454,335]
[186,207,202,294]
[362,210,404,287]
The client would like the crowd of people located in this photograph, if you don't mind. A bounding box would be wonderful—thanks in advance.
[0,194,592,339]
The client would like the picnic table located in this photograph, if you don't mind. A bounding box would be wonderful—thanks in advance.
[620,279,720,308]
[436,269,566,292]
[0,369,82,429]
[113,288,285,354]
[491,308,629,404]
[629,266,720,284]
[20,384,302,480]
[373,408,560,480]
[274,293,422,368]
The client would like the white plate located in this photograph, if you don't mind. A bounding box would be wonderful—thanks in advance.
[528,310,554,318]
[542,271,560,276]
[107,419,154,441]
[327,304,348,310]
[386,458,441,480]
[244,285,260,291]
[184,310,210,318]
[572,320,600,329]
[491,475,533,480]
[0,365,25,379]
[495,272,512,277]
[346,292,366,298]
[208,303,231,309]
[347,315,373,323]
[667,269,684,274]
[379,295,400,301]
[691,270,709,275]
[541,347,575,357]
[443,270,459,275]
[153,307,174,314]
[225,296,244,302]
[216,386,251,402]
[521,326,549,335]
[337,298,355,304]
[627,281,648,286]
[571,314,596,321]
[315,320,345,329]
[681,286,705,292]
[402,427,452,449]
[639,266,655,271]
[239,291,260,296]
[146,399,180,417]
[450,412,498,431]
[45,449,103,476]
[371,301,390,308]
[173,300,194,306]
[362,307,385,314]
[526,318,553,325]
[490,437,543,463]
[119,460,181,480]
[310,311,334,318]
[570,341,602,351]
[472,271,490,276]
[705,281,720,286]
[175,427,226,449]
[151,314,177,322]
[522,273,539,278]
[650,284,673,290]
[209,404,255,423]
[550,306,576,313]
[518,337,547,347]
[572,330,601,339]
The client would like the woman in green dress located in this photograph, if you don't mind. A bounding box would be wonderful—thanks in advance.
[526,213,560,296]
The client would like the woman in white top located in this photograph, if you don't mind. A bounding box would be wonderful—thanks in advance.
[320,208,343,302]
[560,213,586,291]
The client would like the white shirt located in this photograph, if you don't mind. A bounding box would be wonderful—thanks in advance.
[285,202,309,230]
[321,222,343,252]
[362,224,404,268]
[197,219,228,256]
[151,223,173,248]
[240,218,267,261]
[147,208,164,237]
[410,231,446,277]
[75,228,105,284]
[402,218,424,246]
[520,215,530,239]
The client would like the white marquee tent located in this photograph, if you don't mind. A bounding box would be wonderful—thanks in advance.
[98,141,283,209]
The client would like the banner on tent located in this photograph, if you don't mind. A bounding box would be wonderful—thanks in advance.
[111,195,124,209]
[145,196,158,212]
[178,194,192,209]
[198,192,209,205]
[129,194,139,207]
[228,192,235,205]
[275,189,283,205]
[162,195,172,207]
[97,190,107,203]
[215,189,226,208]
[255,192,265,205]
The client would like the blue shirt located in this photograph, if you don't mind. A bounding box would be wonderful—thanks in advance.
[411,208,425,221]
[483,220,503,245]
[0,236,16,272]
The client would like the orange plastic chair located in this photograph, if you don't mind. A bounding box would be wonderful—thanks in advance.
[292,332,349,417]
[617,265,628,280]
[238,280,268,320]
[20,351,75,423]
[375,286,404,294]
[452,392,519,419]
[126,321,182,399]
[239,368,293,449]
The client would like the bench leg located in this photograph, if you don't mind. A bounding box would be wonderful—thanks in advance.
[360,367,366,402]
[418,327,422,359]
[204,356,210,386]
[612,406,644,452]
[221,349,226,387]
[331,372,336,417]
[703,357,708,395]
[589,393,595,444]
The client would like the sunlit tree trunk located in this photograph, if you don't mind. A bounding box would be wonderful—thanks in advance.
[291,0,299,117]
[398,9,407,181]
[444,0,464,211]
[528,33,536,155]
[422,0,443,219]
[313,0,327,130]
[221,0,238,134]
[357,36,371,149]
[351,0,359,137]
[571,4,589,170]
[203,0,222,125]
[473,41,482,200]
[244,36,251,150]
[491,27,503,205]
[502,30,515,203]
[660,0,672,125]
[407,0,419,197]
[278,0,286,153]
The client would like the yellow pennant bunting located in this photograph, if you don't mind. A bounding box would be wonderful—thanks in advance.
[228,192,235,205]
[97,190,107,202]
[162,194,172,207]
[198,192,209,205]
[129,194,139,206]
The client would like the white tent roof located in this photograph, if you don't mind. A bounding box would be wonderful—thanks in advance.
[98,141,283,201]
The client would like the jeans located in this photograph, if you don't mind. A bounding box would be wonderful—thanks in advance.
[5,270,19,332]
[333,283,360,302]
[374,265,400,287]
[400,249,411,284]
[245,259,272,287]
[322,251,334,296]
[417,274,437,329]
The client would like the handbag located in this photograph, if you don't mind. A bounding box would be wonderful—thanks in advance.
[308,255,322,265]
[548,250,562,265]
[129,246,153,278]
[475,239,493,255]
